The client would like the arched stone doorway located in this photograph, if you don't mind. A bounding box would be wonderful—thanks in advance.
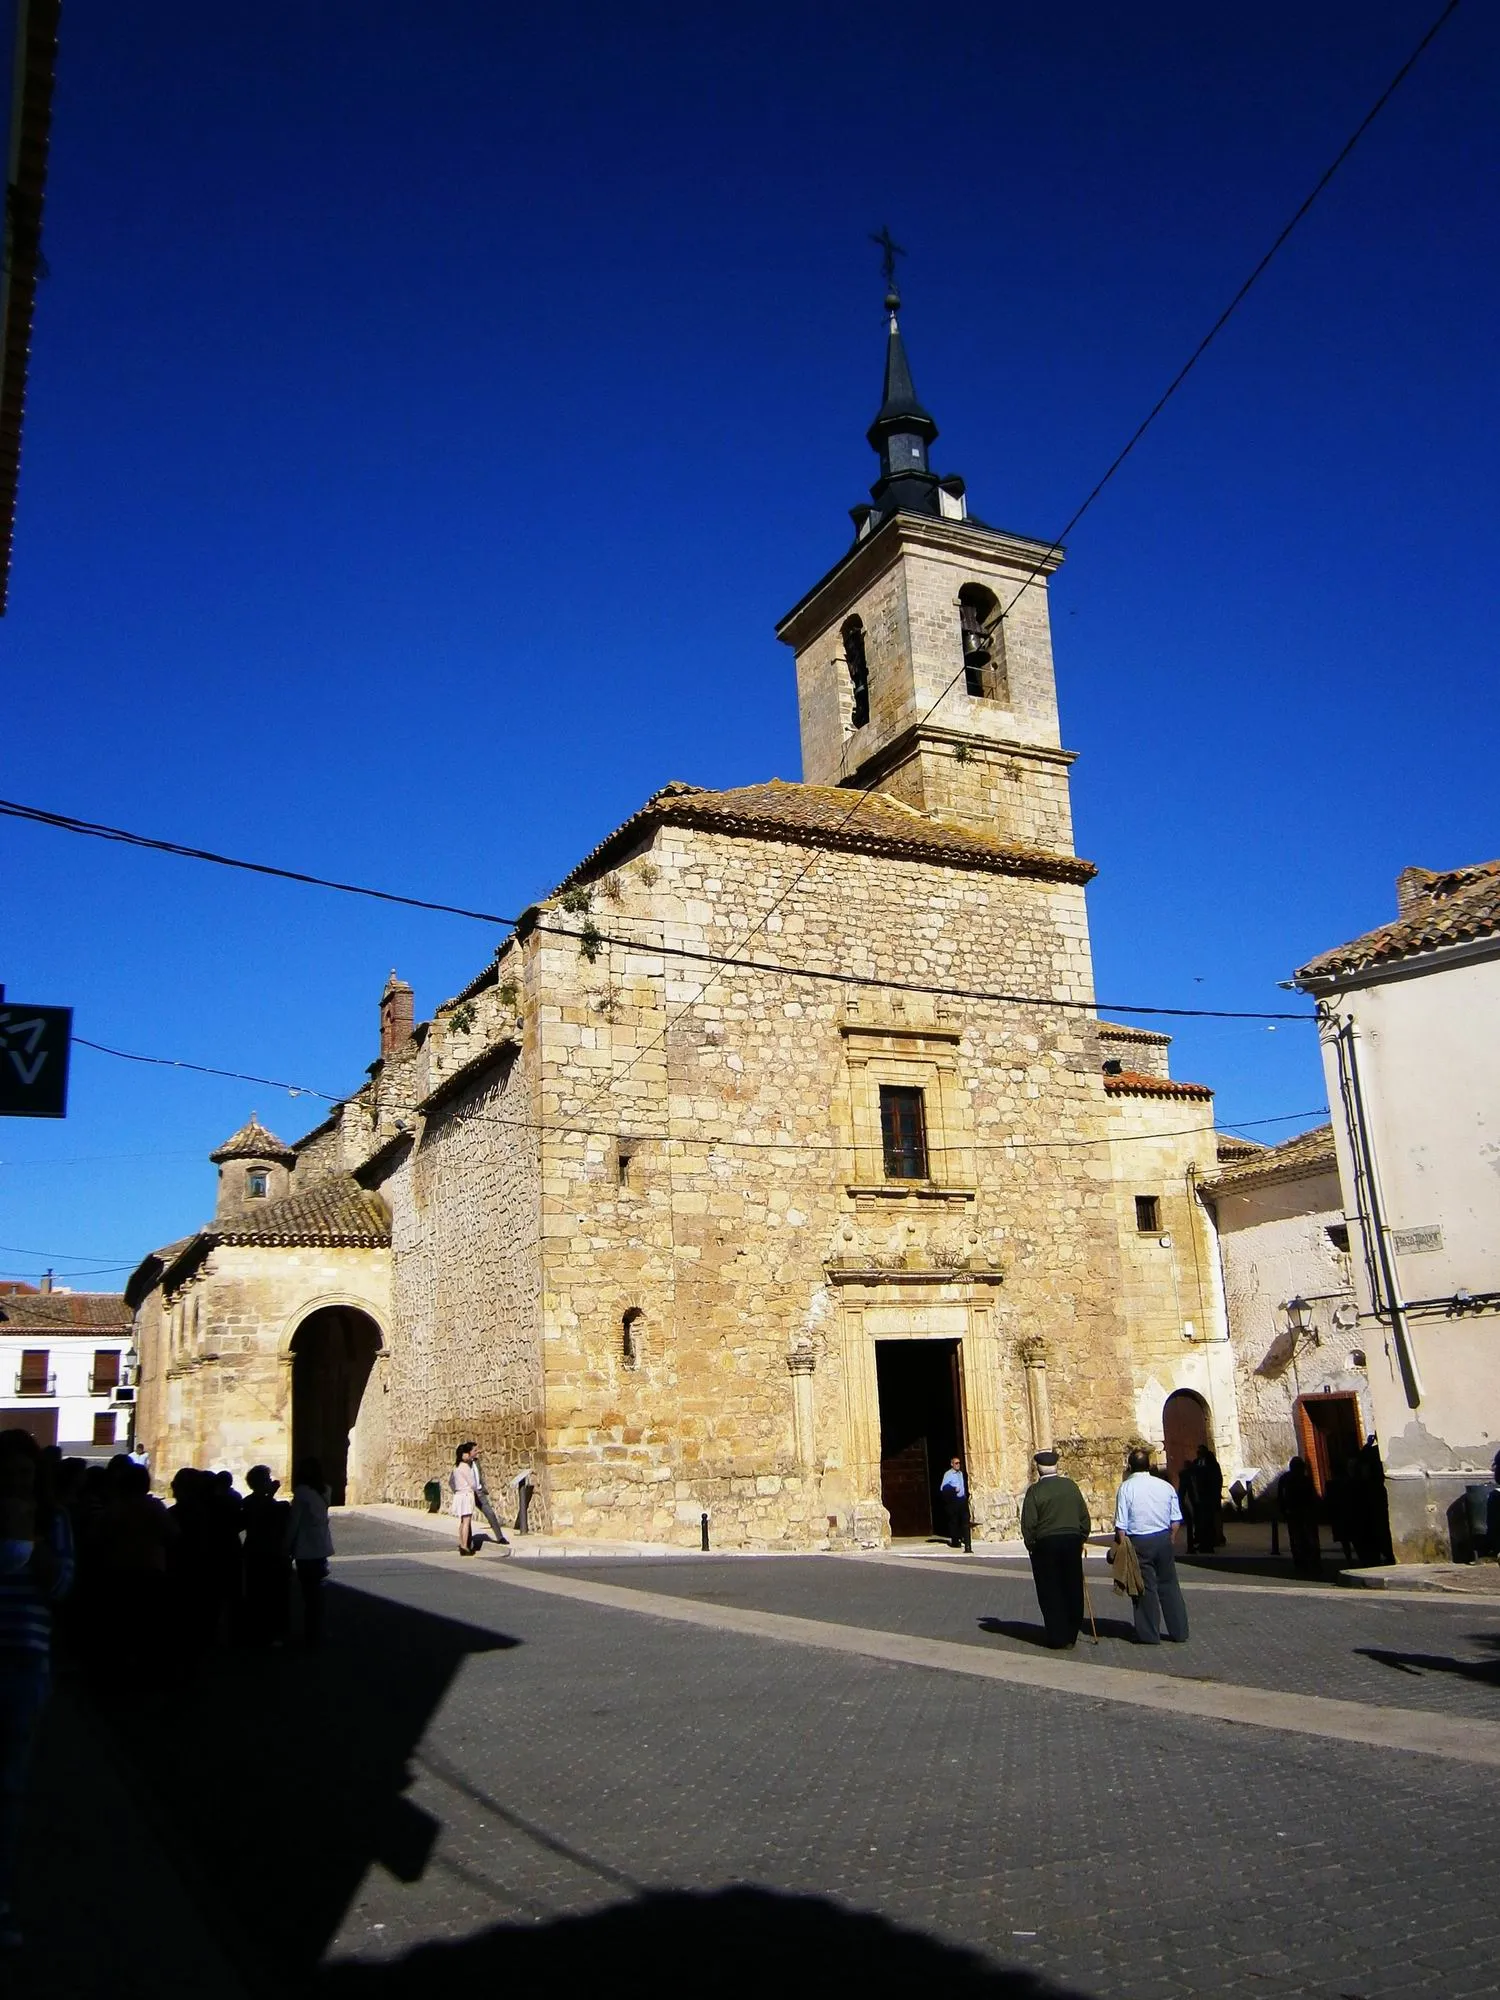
[290,1307,381,1505]
[1162,1388,1212,1488]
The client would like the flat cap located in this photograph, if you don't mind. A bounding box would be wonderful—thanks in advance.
[1034,1449,1060,1467]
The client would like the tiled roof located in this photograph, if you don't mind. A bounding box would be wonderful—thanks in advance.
[1297,861,1500,983]
[214,1175,390,1248]
[1201,1122,1336,1194]
[556,779,1096,890]
[1215,1133,1267,1163]
[210,1116,296,1165]
[0,1291,132,1331]
[1097,1021,1172,1045]
[1104,1070,1213,1102]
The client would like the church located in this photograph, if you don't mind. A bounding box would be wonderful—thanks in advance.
[129,289,1243,1543]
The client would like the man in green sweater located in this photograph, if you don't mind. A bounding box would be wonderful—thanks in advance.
[1018,1449,1093,1649]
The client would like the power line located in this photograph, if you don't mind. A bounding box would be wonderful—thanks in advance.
[0,797,515,927]
[72,1037,343,1102]
[62,1024,1327,1153]
[2,11,1446,1124]
[555,921,1312,1022]
[565,2,1459,1112]
[4,803,1310,1021]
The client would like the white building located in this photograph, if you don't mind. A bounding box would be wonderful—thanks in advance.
[1294,860,1500,1559]
[0,1281,137,1454]
[1199,1125,1369,1497]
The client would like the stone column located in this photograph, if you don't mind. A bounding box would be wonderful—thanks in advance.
[1020,1337,1053,1455]
[787,1344,816,1470]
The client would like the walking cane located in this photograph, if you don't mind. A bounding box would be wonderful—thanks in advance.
[1082,1564,1101,1645]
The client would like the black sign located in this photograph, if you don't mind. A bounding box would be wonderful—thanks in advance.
[0,1000,72,1117]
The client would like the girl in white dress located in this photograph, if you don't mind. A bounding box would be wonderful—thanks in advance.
[451,1441,478,1555]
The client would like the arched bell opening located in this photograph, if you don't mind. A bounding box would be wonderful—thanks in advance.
[289,1306,382,1506]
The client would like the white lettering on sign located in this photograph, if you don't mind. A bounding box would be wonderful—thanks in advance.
[1392,1225,1443,1255]
[0,1012,50,1086]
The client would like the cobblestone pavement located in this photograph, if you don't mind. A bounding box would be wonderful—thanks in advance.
[509,1548,1500,1722]
[62,1511,1496,2000]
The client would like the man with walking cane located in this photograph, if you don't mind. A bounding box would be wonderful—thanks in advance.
[1019,1449,1092,1649]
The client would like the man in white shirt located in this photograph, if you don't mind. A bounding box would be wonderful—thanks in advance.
[937,1457,968,1549]
[1114,1447,1189,1644]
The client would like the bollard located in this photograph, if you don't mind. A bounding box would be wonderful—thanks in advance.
[700,1511,710,1552]
[515,1477,533,1535]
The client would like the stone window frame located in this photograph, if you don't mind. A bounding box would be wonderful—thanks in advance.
[245,1167,269,1199]
[841,1023,976,1200]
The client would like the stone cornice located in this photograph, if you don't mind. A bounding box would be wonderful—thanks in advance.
[775,511,1063,651]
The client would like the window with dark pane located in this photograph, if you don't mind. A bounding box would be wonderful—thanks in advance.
[880,1086,929,1180]
[1134,1194,1161,1234]
[246,1168,269,1199]
[843,616,870,729]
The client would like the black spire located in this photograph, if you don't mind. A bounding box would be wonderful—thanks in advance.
[854,232,962,537]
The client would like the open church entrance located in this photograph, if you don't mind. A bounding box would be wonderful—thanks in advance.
[876,1339,965,1538]
[290,1307,381,1505]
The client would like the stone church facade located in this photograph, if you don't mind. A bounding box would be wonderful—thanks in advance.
[131,301,1242,1542]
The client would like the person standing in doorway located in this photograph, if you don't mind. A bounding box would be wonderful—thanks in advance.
[1019,1449,1092,1649]
[1114,1447,1189,1645]
[1188,1443,1224,1553]
[468,1447,510,1550]
[451,1443,479,1556]
[285,1459,334,1647]
[1278,1455,1322,1577]
[938,1457,968,1549]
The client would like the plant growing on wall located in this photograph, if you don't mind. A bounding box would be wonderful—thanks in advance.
[559,887,592,913]
[579,920,603,963]
[497,979,520,1013]
[447,1002,476,1035]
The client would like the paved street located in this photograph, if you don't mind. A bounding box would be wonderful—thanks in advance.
[33,1512,1500,1999]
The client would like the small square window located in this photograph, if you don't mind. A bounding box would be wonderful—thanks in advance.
[880,1086,929,1180]
[1135,1194,1161,1234]
[246,1169,269,1199]
[1325,1224,1350,1254]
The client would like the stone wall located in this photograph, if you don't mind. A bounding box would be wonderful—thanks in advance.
[530,818,1136,1547]
[1103,1084,1242,1473]
[374,1029,544,1509]
[139,1241,390,1489]
[1212,1166,1365,1487]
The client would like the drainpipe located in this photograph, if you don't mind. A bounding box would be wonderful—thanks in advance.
[1332,1010,1422,1408]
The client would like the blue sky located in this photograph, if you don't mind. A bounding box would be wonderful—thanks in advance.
[2,1,1494,1285]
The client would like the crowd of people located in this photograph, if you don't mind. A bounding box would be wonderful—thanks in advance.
[0,1427,339,1952]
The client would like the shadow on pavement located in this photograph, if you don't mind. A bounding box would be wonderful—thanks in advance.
[1356,1634,1500,1687]
[86,1578,518,1981]
[977,1615,1137,1648]
[315,1884,1096,1998]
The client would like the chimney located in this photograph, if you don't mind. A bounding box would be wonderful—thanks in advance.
[1395,867,1438,917]
[379,970,415,1059]
[40,1268,53,1293]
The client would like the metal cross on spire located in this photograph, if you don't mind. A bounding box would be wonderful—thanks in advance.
[870,224,905,313]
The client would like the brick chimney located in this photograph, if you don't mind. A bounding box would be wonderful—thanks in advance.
[1395,867,1438,916]
[380,970,415,1059]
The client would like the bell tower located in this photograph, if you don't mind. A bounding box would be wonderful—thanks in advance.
[775,261,1078,858]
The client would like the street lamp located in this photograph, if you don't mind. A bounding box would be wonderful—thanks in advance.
[1284,1296,1317,1343]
